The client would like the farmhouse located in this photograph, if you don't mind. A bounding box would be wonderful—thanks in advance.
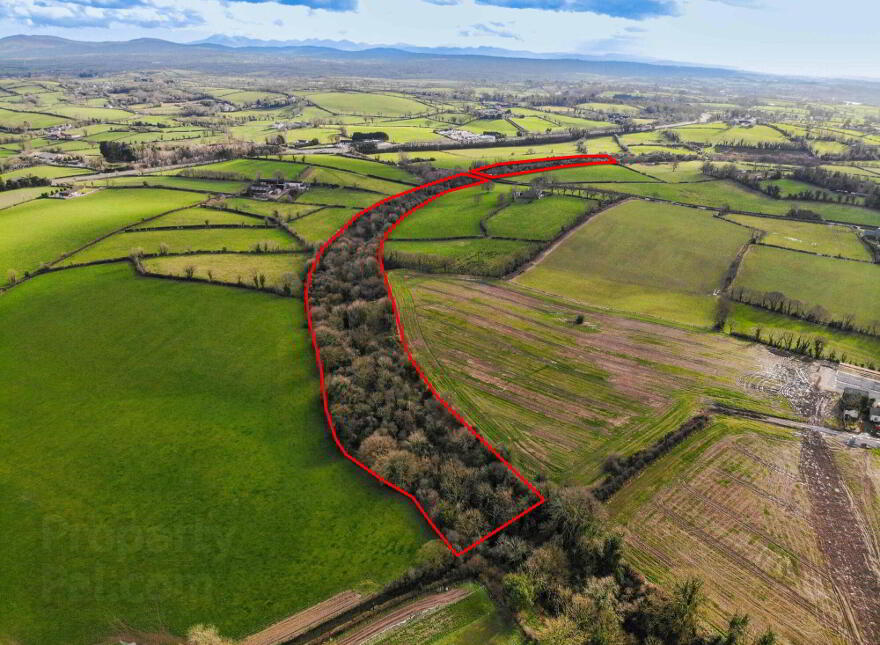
[476,107,506,119]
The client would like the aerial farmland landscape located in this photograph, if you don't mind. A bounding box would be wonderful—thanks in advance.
[0,1,879,644]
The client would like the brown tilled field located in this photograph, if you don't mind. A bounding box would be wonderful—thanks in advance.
[612,419,880,645]
[389,272,789,482]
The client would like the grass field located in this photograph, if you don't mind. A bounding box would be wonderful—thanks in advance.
[391,185,511,239]
[390,273,781,480]
[515,200,752,328]
[537,164,655,183]
[1,189,205,282]
[727,303,880,365]
[581,179,880,227]
[374,585,523,645]
[1,164,90,181]
[296,186,380,208]
[131,207,262,229]
[0,263,427,644]
[300,165,409,194]
[306,92,429,116]
[758,178,838,201]
[628,161,710,182]
[485,196,594,240]
[297,155,419,183]
[59,228,298,265]
[725,214,871,261]
[733,245,880,328]
[87,176,248,194]
[144,252,304,290]
[610,417,853,644]
[214,197,320,221]
[385,238,539,277]
[0,185,48,210]
[178,159,307,181]
[0,107,70,129]
[291,207,358,245]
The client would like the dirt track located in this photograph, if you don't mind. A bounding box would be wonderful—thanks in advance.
[334,588,470,645]
[800,431,880,644]
[242,590,363,645]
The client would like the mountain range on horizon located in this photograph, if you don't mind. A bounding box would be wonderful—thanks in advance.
[1,33,878,98]
[189,33,727,70]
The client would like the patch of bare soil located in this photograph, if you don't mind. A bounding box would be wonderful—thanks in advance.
[739,355,833,419]
[242,591,363,645]
[799,431,880,645]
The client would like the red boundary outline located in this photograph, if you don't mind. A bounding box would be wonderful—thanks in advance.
[304,154,618,555]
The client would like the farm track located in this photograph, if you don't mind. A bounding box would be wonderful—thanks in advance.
[334,588,471,645]
[800,430,880,644]
[242,591,363,645]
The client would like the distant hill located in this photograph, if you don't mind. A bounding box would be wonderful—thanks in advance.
[0,34,746,80]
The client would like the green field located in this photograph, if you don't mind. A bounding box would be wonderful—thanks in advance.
[60,228,298,265]
[214,197,320,221]
[727,302,880,365]
[391,185,510,239]
[132,207,262,229]
[538,163,655,183]
[1,164,90,181]
[0,107,70,129]
[385,238,539,277]
[144,252,304,291]
[297,186,380,208]
[733,245,880,328]
[0,263,426,644]
[515,200,752,327]
[1,189,205,282]
[291,207,358,245]
[725,214,871,261]
[350,126,447,144]
[485,196,593,240]
[582,179,880,226]
[300,165,409,194]
[758,178,838,200]
[629,161,710,182]
[87,176,248,194]
[0,185,48,210]
[296,155,419,183]
[179,159,307,181]
[306,92,429,116]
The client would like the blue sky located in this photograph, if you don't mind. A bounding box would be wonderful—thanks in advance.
[0,0,878,78]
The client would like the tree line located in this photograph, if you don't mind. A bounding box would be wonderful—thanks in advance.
[0,174,50,192]
[728,286,880,337]
[308,172,777,645]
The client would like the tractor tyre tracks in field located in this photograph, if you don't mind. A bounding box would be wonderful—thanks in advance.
[799,430,880,645]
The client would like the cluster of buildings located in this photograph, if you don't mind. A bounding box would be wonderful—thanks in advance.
[247,179,308,200]
[475,106,508,120]
[46,125,82,141]
[437,129,496,144]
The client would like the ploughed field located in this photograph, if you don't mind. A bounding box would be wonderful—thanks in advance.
[389,273,785,481]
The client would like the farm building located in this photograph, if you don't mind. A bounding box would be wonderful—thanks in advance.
[842,387,869,420]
